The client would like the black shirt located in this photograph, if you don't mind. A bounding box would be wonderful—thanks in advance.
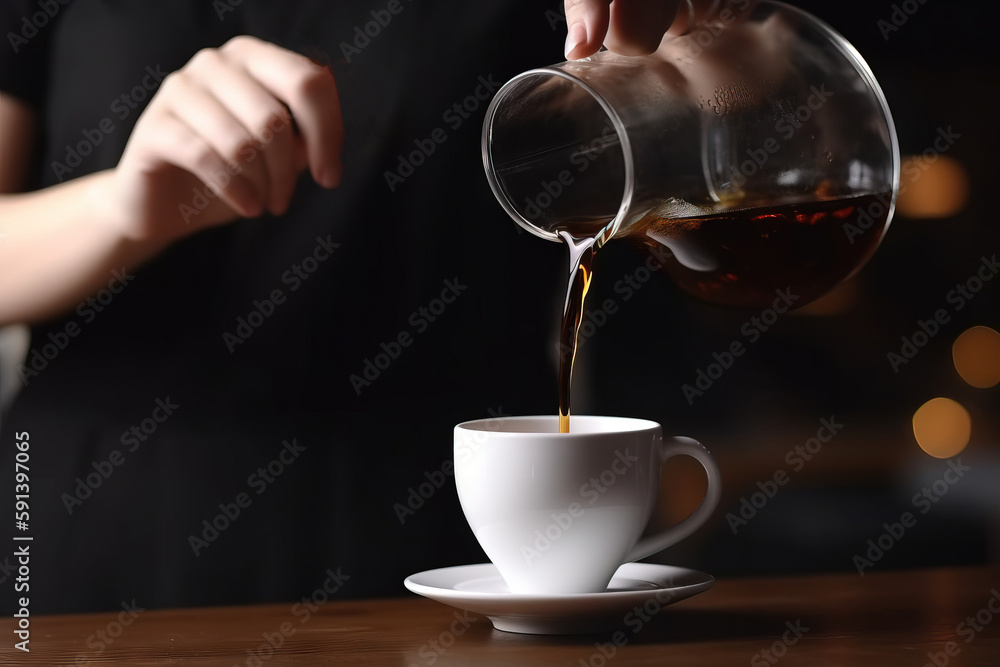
[0,0,566,613]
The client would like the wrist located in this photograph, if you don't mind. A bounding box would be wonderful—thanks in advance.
[86,170,130,241]
[86,170,172,257]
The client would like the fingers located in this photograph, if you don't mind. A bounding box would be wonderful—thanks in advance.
[183,49,301,215]
[142,111,262,218]
[223,36,344,190]
[606,0,681,55]
[113,36,344,241]
[566,0,728,59]
[159,67,271,216]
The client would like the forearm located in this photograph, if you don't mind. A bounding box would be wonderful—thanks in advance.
[0,36,343,328]
[0,170,169,326]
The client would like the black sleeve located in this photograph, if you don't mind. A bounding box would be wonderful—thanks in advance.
[0,0,57,106]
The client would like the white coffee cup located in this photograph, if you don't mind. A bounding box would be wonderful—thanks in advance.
[454,415,720,595]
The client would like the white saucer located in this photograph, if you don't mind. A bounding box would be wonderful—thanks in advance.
[403,562,714,635]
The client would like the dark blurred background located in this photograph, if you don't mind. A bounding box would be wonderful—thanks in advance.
[577,0,1000,577]
[451,0,1000,580]
[0,0,996,613]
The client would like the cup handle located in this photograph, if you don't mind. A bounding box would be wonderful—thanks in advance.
[625,435,722,563]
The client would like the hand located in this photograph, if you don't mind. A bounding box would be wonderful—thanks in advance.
[564,0,745,59]
[110,36,344,241]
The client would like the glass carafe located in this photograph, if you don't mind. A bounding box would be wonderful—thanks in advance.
[482,1,899,307]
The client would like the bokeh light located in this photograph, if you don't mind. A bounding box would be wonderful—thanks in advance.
[896,155,970,219]
[952,326,1000,388]
[912,397,971,459]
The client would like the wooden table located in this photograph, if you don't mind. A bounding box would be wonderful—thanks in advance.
[4,566,999,665]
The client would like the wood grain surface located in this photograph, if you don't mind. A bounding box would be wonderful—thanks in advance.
[2,565,998,665]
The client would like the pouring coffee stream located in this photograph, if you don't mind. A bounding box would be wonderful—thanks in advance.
[557,232,596,434]
[483,1,900,432]
[552,190,891,432]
